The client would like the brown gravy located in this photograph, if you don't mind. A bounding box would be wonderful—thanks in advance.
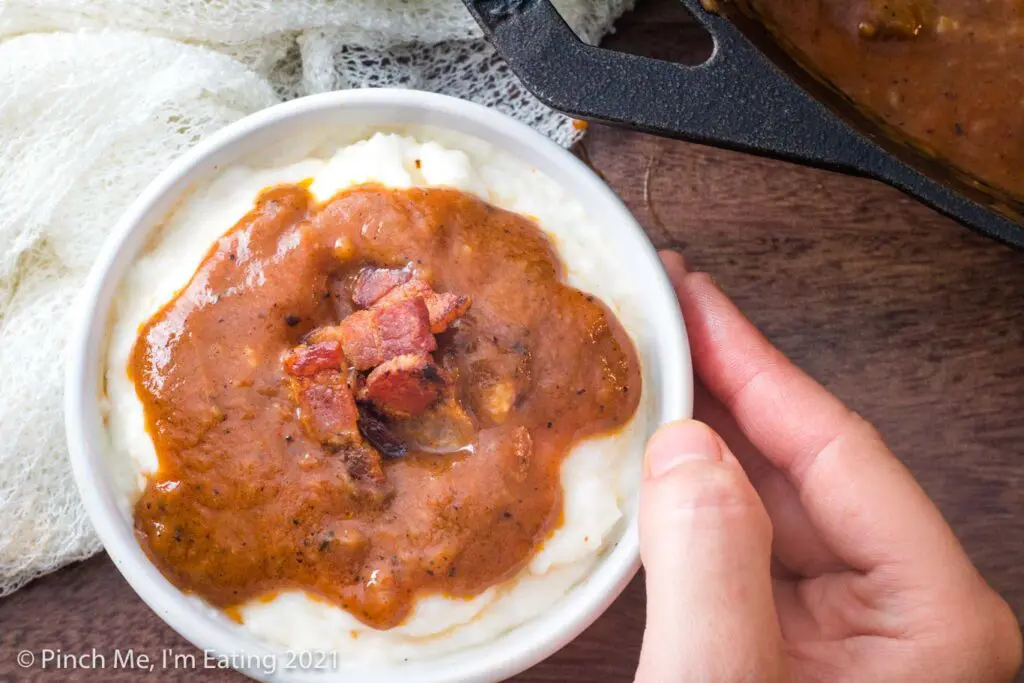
[130,184,640,629]
[742,0,1024,201]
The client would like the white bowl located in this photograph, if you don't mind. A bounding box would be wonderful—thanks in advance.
[64,89,692,683]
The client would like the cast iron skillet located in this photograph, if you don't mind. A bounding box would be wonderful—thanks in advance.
[461,0,1024,249]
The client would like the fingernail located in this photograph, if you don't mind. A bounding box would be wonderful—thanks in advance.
[658,249,687,274]
[644,420,723,478]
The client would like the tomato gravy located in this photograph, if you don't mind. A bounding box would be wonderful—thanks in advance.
[129,184,640,630]
[742,0,1024,201]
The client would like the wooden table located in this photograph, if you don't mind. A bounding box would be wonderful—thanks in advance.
[2,2,1022,681]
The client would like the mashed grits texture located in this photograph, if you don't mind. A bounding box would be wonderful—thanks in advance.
[105,128,652,662]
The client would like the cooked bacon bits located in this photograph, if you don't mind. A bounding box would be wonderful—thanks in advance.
[375,278,431,304]
[425,291,472,334]
[334,310,377,370]
[352,267,412,308]
[283,340,344,376]
[341,442,387,487]
[284,269,471,469]
[374,278,472,334]
[375,297,438,360]
[338,297,436,370]
[362,353,445,418]
[288,373,360,447]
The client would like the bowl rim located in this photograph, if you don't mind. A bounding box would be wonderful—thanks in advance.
[64,88,692,683]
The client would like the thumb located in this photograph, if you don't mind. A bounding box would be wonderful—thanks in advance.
[635,420,783,683]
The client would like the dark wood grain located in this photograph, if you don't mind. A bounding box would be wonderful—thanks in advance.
[2,1,1022,681]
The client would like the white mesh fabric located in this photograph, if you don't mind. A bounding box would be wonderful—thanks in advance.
[0,0,624,49]
[0,0,485,47]
[0,0,631,595]
[0,31,279,596]
[0,1,634,122]
[299,38,586,144]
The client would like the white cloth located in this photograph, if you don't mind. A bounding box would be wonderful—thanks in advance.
[0,1,631,596]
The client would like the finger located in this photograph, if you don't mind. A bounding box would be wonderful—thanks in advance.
[694,381,841,578]
[666,255,841,577]
[636,420,784,683]
[661,250,964,574]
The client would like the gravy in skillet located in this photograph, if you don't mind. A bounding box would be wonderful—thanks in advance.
[743,0,1024,201]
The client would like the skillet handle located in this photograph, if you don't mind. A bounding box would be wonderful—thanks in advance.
[463,0,1024,248]
[464,0,879,173]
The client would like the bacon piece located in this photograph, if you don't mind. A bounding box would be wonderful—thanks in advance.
[425,291,472,334]
[374,279,471,333]
[283,340,344,377]
[306,325,343,344]
[335,313,378,369]
[362,353,445,418]
[288,370,388,494]
[352,267,412,308]
[290,373,360,447]
[338,297,436,370]
[341,441,387,487]
[376,299,436,359]
[375,278,430,306]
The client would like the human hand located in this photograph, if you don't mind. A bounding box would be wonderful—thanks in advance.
[634,251,1023,683]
